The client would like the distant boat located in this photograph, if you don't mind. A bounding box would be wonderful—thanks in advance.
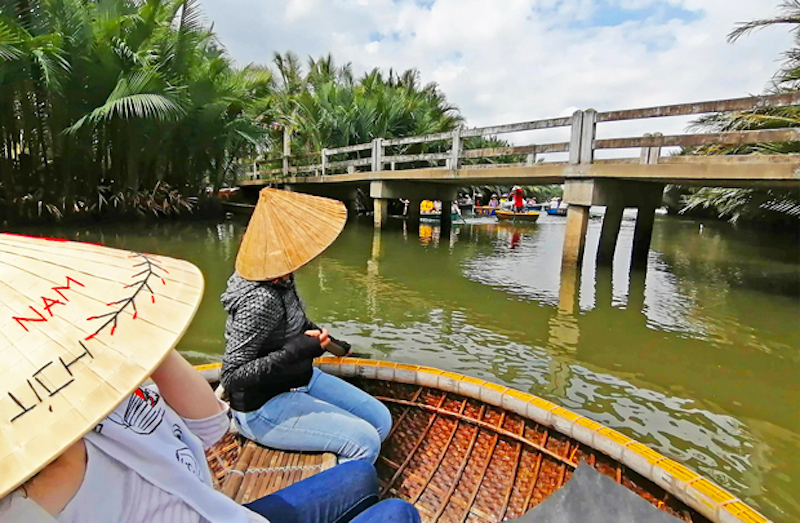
[496,210,540,223]
[420,211,461,221]
[546,207,568,216]
[222,201,256,215]
[474,206,499,216]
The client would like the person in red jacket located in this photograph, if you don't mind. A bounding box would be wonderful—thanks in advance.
[512,186,525,213]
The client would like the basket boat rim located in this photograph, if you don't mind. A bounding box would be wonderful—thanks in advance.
[194,358,769,523]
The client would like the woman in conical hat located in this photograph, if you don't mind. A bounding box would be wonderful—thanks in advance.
[0,233,419,523]
[221,188,392,463]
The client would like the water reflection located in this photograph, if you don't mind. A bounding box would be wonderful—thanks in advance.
[339,217,798,521]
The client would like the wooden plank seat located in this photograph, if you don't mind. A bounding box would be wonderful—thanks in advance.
[206,432,338,504]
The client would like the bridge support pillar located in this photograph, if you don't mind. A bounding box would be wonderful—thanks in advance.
[629,182,664,268]
[441,200,453,234]
[373,198,389,228]
[632,204,657,268]
[563,179,664,268]
[562,205,590,267]
[597,204,624,266]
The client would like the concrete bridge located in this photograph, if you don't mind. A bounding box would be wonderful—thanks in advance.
[240,93,800,269]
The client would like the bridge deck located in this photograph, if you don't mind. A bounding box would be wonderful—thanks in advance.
[241,93,800,190]
[242,155,800,189]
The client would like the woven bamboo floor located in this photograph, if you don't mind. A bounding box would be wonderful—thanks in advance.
[364,379,703,523]
[205,379,707,523]
[206,434,337,504]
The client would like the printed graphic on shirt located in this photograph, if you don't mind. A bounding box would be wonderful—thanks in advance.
[107,388,165,435]
[175,447,202,479]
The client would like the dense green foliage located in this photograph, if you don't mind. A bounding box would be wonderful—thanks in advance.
[0,1,467,221]
[680,1,800,227]
[256,52,463,168]
[0,0,273,220]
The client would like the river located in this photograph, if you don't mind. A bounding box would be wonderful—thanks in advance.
[11,212,799,521]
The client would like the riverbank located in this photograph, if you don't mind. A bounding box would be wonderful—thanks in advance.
[0,187,226,226]
[664,186,800,235]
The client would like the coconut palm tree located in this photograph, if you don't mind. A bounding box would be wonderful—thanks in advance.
[729,0,800,90]
[0,0,271,220]
[678,2,800,227]
[260,57,463,168]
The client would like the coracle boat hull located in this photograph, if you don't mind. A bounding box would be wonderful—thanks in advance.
[198,359,768,523]
[222,201,256,216]
[420,212,461,221]
[545,208,567,216]
[496,210,540,223]
[474,206,499,216]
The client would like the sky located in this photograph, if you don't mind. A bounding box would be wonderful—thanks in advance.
[201,0,793,151]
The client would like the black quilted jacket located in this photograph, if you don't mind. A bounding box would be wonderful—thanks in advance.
[220,273,324,412]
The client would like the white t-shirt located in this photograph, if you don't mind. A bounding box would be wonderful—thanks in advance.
[1,390,268,523]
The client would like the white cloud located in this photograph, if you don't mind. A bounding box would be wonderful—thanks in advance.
[203,0,792,152]
[284,0,321,24]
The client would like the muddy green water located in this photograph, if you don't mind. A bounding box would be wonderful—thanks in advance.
[11,213,799,521]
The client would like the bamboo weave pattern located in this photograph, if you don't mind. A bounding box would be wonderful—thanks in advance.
[205,379,706,523]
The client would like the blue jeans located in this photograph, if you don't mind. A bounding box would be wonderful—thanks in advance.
[245,461,420,523]
[233,368,392,463]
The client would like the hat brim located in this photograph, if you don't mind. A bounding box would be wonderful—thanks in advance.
[235,189,347,281]
[0,234,204,497]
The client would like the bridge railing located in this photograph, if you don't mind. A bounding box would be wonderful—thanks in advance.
[247,92,800,180]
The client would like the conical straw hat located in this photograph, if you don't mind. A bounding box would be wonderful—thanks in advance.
[0,233,204,498]
[235,188,348,281]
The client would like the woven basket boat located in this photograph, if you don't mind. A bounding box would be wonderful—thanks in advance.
[496,210,540,223]
[198,358,769,523]
[221,201,257,215]
[474,206,499,216]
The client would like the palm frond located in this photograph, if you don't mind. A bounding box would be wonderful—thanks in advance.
[728,0,800,42]
[67,69,186,132]
[729,16,800,42]
[30,46,70,87]
[0,16,23,60]
[175,0,204,34]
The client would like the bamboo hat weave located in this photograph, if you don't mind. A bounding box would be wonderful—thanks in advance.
[235,188,348,281]
[0,233,204,498]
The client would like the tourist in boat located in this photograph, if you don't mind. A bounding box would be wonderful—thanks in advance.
[220,189,392,464]
[511,186,525,214]
[488,194,500,208]
[2,352,420,523]
[0,234,420,523]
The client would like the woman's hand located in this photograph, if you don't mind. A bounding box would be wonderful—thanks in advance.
[304,328,331,349]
